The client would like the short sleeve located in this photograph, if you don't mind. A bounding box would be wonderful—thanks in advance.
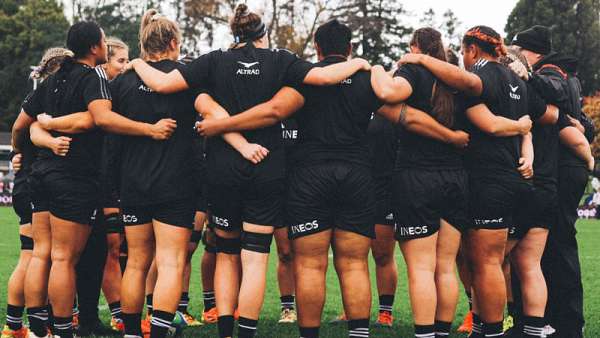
[108,79,120,113]
[463,68,492,109]
[530,69,569,105]
[527,83,547,121]
[22,85,45,118]
[179,52,214,91]
[394,64,421,92]
[83,68,112,106]
[278,49,314,88]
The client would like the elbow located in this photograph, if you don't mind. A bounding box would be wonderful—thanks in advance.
[92,115,111,131]
[376,88,397,104]
[310,73,330,86]
[75,116,96,132]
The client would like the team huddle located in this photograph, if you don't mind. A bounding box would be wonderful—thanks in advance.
[2,3,594,338]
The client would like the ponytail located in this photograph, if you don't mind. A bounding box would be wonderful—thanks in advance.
[410,28,455,127]
[30,47,74,81]
[139,9,181,59]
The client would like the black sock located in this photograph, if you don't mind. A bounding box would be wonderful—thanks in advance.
[522,316,545,337]
[178,292,190,313]
[217,315,234,338]
[122,312,142,336]
[6,304,24,330]
[379,295,394,314]
[238,316,258,338]
[299,326,319,338]
[203,290,216,311]
[150,310,175,338]
[109,301,123,321]
[507,301,515,317]
[483,321,503,337]
[434,320,451,337]
[469,313,483,338]
[466,291,473,311]
[146,294,153,316]
[53,316,73,338]
[414,324,435,338]
[349,319,370,338]
[280,295,295,311]
[27,306,49,337]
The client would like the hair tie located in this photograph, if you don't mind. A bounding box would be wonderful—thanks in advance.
[151,13,163,21]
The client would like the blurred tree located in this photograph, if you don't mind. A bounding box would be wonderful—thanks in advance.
[416,7,462,53]
[505,0,600,94]
[0,0,69,131]
[332,0,413,67]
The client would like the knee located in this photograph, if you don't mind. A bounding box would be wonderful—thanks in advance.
[126,252,153,272]
[51,249,79,266]
[372,250,393,267]
[107,245,120,261]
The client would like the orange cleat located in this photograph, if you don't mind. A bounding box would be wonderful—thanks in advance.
[110,316,125,332]
[202,308,218,324]
[1,325,29,338]
[458,311,473,333]
[141,315,151,336]
[374,312,393,327]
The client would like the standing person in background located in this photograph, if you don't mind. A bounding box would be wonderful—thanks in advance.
[512,25,593,338]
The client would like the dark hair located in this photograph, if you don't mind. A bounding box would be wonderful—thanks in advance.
[462,25,507,58]
[66,21,103,59]
[410,28,455,127]
[230,4,265,45]
[445,48,459,66]
[314,19,352,57]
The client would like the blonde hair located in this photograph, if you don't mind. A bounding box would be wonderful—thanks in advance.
[106,37,129,60]
[139,9,181,58]
[30,47,74,81]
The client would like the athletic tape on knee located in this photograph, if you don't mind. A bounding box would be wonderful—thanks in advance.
[20,235,33,251]
[240,231,272,253]
[104,213,122,234]
[190,230,203,243]
[215,235,241,255]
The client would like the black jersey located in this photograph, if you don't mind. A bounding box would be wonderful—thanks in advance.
[367,114,397,178]
[179,45,313,180]
[110,60,198,206]
[13,95,38,196]
[22,62,110,176]
[463,59,529,177]
[393,64,464,170]
[527,82,559,185]
[291,56,383,167]
[281,118,299,167]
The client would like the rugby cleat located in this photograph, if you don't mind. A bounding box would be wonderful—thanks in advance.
[1,325,28,338]
[458,311,473,333]
[374,312,393,327]
[202,308,217,324]
[278,308,297,324]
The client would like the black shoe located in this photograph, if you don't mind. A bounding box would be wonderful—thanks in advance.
[76,318,119,337]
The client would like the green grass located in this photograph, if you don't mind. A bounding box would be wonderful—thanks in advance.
[0,207,599,337]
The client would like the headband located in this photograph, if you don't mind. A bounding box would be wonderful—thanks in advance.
[234,22,267,44]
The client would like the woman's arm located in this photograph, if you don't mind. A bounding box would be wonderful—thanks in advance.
[37,112,96,134]
[560,126,594,171]
[196,87,305,136]
[30,122,71,156]
[536,104,559,125]
[303,58,371,86]
[128,59,189,94]
[399,53,483,96]
[11,110,36,153]
[466,104,532,136]
[377,104,470,148]
[194,94,272,164]
[88,99,177,140]
[370,65,413,103]
[518,132,534,179]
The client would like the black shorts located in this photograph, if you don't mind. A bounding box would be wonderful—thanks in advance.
[373,177,395,226]
[195,186,208,213]
[208,178,284,232]
[393,169,469,241]
[121,199,195,229]
[29,171,99,225]
[13,192,32,225]
[510,183,556,239]
[469,173,532,231]
[286,163,375,240]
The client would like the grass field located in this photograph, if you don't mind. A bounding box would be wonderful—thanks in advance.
[0,207,598,337]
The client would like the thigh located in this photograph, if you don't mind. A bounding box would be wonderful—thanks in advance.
[49,214,92,260]
[153,220,191,262]
[287,166,334,240]
[292,229,332,264]
[399,233,438,271]
[468,228,508,266]
[513,227,548,267]
[274,227,292,256]
[371,224,396,258]
[32,212,51,254]
[124,223,155,266]
[336,165,376,239]
[393,170,440,241]
[332,229,371,260]
[436,219,462,266]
